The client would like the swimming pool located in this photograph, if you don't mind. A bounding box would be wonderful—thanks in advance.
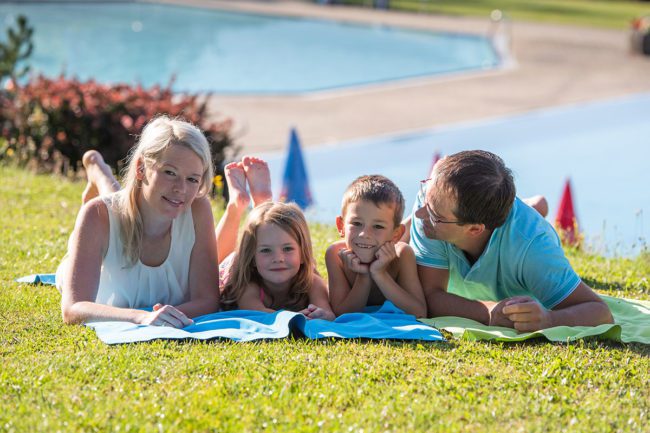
[0,2,499,94]
[263,93,650,256]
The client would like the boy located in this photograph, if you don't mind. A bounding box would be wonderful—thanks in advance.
[326,175,426,317]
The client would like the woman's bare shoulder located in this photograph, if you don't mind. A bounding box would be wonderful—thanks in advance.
[77,197,109,229]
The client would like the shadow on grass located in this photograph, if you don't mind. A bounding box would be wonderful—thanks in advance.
[107,330,650,357]
[583,277,649,299]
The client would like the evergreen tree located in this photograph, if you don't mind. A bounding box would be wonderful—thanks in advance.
[0,15,34,86]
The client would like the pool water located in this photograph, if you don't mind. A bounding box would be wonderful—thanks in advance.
[1,3,499,94]
[264,93,650,256]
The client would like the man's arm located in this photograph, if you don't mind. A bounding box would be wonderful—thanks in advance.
[419,264,494,323]
[501,281,613,331]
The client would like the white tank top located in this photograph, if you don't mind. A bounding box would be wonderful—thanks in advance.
[58,192,196,309]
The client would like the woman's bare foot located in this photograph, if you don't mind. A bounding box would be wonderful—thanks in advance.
[523,195,549,218]
[82,150,119,203]
[224,161,250,210]
[242,156,272,207]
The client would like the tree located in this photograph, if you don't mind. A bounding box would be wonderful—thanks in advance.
[0,15,34,87]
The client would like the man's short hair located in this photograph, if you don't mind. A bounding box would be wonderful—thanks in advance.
[341,175,405,227]
[434,150,515,230]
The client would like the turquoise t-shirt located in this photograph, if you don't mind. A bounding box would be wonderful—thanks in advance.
[410,195,581,309]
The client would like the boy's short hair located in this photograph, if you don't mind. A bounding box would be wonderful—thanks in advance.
[341,175,405,227]
[434,150,515,230]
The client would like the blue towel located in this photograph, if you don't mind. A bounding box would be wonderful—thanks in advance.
[16,273,444,344]
[16,273,57,285]
[297,302,444,341]
[88,302,444,345]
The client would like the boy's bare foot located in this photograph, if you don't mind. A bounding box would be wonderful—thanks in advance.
[82,150,119,203]
[523,195,549,218]
[242,156,272,207]
[224,161,250,210]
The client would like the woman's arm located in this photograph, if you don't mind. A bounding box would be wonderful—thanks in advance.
[60,200,152,324]
[175,197,220,318]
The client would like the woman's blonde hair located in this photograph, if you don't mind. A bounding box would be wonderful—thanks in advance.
[221,202,315,311]
[116,116,214,265]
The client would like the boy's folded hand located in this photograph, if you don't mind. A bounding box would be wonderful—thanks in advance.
[338,248,369,274]
[369,242,397,276]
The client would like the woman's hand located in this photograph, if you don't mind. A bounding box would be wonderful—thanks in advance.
[140,304,194,328]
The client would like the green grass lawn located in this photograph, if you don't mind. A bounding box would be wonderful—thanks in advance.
[338,0,650,30]
[1,166,649,432]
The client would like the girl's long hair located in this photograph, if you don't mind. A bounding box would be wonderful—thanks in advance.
[116,116,214,266]
[221,202,315,311]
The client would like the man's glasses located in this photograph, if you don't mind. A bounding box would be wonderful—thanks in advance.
[419,178,463,226]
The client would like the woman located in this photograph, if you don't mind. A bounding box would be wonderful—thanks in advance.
[58,116,219,328]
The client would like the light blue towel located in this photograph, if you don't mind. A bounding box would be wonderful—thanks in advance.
[16,273,56,285]
[88,302,444,345]
[87,310,299,344]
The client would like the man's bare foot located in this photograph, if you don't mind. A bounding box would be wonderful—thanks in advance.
[224,161,250,210]
[242,156,272,207]
[523,195,549,218]
[82,150,119,203]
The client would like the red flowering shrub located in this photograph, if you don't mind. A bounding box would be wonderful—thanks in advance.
[0,75,237,182]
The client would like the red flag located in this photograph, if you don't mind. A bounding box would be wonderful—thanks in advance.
[555,179,580,246]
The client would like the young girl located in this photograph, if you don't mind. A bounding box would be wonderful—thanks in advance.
[218,166,334,320]
[57,116,219,328]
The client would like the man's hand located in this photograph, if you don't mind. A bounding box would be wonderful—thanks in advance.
[487,300,515,328]
[501,296,553,331]
[338,248,369,274]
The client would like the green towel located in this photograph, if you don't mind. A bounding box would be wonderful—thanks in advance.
[419,295,650,343]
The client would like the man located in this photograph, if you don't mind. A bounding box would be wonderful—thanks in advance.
[403,150,612,331]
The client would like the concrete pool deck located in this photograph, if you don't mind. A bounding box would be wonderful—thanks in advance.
[155,0,650,154]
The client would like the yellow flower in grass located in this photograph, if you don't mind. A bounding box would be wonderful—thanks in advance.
[213,174,224,197]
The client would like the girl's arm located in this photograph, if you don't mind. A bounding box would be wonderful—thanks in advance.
[370,242,427,318]
[60,199,192,327]
[302,274,335,320]
[237,282,275,313]
[325,241,372,316]
[174,197,220,318]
